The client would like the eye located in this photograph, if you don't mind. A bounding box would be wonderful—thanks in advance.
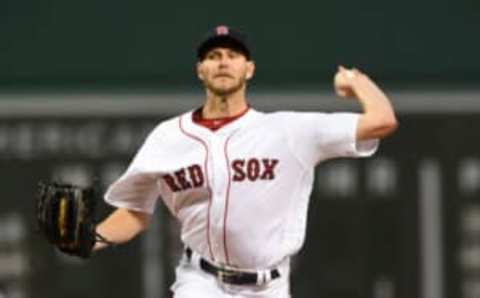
[206,51,220,60]
[228,51,240,59]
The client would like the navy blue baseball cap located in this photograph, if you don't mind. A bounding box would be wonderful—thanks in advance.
[197,25,251,61]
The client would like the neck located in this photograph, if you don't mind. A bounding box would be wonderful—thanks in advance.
[202,88,248,119]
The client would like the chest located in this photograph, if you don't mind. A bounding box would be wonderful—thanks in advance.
[160,127,290,193]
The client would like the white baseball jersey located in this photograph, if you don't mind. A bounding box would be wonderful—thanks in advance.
[104,108,378,270]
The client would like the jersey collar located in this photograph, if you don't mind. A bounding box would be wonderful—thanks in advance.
[182,107,259,137]
[192,106,250,132]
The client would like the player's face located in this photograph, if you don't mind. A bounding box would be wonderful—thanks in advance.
[197,47,255,96]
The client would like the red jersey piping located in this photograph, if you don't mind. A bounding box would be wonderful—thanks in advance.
[178,116,215,261]
[222,133,235,264]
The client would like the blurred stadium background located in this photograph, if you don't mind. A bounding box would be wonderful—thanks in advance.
[0,0,479,297]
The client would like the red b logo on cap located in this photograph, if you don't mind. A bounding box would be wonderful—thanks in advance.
[216,25,229,35]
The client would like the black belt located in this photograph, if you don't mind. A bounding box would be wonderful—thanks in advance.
[185,247,280,285]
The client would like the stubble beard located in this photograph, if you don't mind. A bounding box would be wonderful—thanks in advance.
[204,76,247,97]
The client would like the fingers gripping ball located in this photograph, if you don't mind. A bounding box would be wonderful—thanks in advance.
[36,182,110,258]
[334,66,357,98]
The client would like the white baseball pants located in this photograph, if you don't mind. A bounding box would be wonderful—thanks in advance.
[171,254,291,298]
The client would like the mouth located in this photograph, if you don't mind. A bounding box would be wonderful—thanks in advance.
[214,73,234,79]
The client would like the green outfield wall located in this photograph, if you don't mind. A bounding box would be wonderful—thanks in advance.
[1,0,479,89]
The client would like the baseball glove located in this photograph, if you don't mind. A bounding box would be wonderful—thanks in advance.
[36,181,111,258]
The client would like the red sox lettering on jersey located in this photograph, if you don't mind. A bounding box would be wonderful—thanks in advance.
[105,109,378,270]
[232,158,279,181]
[162,159,279,192]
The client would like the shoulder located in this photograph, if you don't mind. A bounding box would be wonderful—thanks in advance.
[158,111,191,129]
[144,110,192,140]
[258,110,331,123]
[267,110,359,121]
[256,111,360,137]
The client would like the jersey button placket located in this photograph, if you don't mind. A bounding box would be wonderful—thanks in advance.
[208,136,228,263]
[204,137,218,261]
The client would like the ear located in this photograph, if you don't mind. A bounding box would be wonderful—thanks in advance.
[245,61,255,80]
[196,62,205,80]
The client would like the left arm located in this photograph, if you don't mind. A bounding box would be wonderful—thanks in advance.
[94,208,152,251]
[334,66,398,140]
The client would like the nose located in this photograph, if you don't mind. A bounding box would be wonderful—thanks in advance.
[218,57,228,68]
[218,54,232,67]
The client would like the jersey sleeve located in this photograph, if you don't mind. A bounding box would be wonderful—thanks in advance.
[104,124,164,214]
[283,112,379,166]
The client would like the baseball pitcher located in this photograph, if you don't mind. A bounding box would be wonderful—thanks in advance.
[43,25,399,298]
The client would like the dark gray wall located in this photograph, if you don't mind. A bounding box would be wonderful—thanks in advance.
[1,111,479,298]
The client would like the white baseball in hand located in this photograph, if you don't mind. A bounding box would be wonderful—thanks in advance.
[345,70,355,79]
[334,66,356,98]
